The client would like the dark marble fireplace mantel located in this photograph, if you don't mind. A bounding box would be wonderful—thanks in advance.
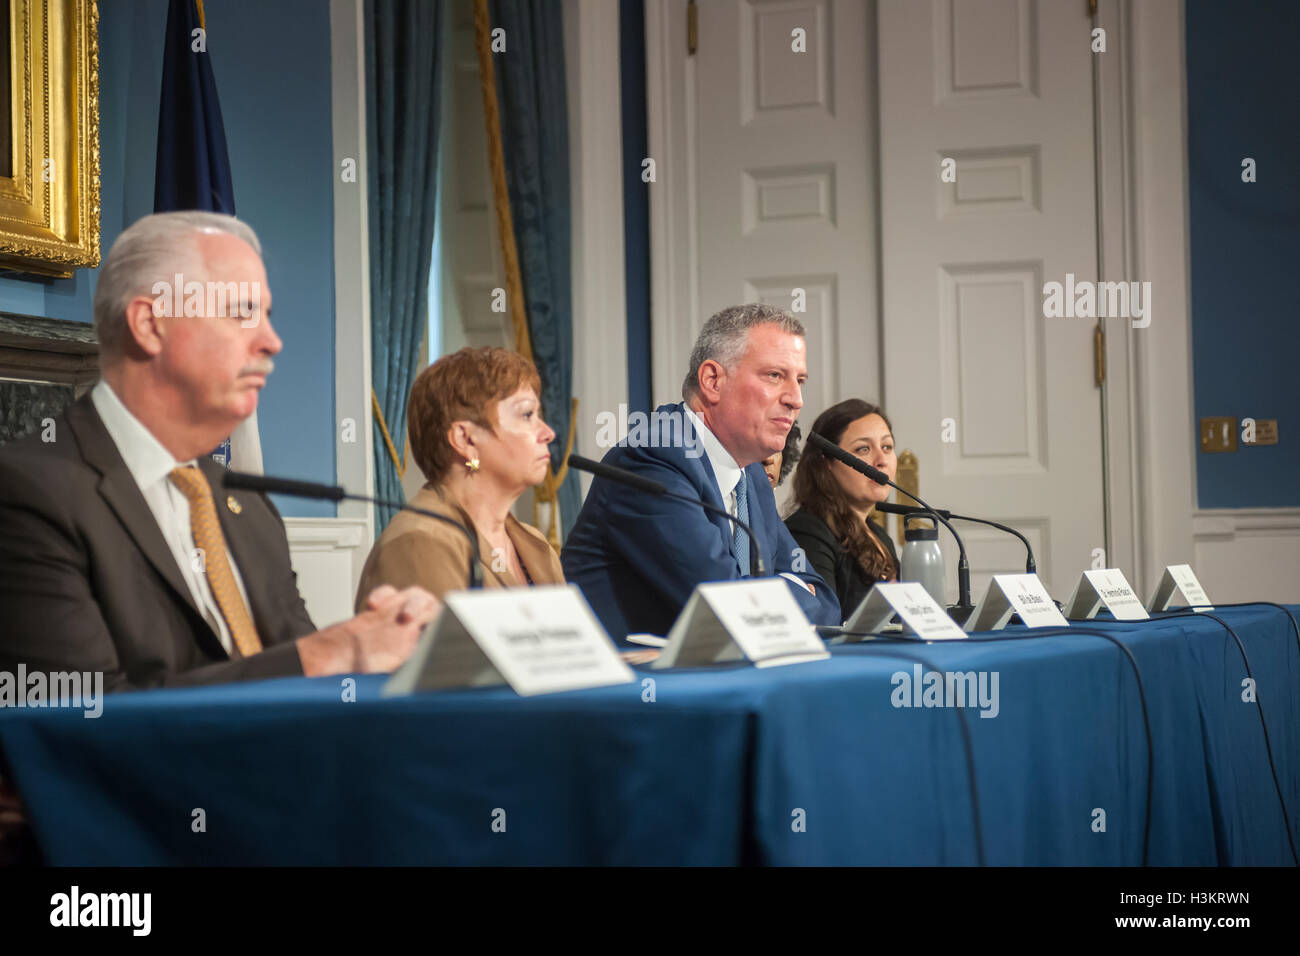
[0,311,100,446]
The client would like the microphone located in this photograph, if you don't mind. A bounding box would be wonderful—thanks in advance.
[221,471,483,589]
[875,501,1036,574]
[807,433,974,622]
[874,501,952,521]
[568,454,767,577]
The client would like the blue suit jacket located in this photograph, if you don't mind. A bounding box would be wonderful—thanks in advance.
[561,403,840,642]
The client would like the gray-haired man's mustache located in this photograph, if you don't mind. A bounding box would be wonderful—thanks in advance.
[239,359,275,376]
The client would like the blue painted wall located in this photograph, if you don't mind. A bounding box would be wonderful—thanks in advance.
[1187,0,1300,508]
[0,0,337,517]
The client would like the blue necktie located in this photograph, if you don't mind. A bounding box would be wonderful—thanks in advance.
[733,471,751,577]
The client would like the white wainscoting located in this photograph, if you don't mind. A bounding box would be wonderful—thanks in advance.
[284,517,371,629]
[1192,509,1300,604]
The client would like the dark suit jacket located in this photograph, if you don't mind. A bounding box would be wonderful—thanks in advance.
[784,508,899,623]
[0,393,316,692]
[561,402,840,642]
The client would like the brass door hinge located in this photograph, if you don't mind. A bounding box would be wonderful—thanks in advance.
[688,0,698,56]
[1089,0,1098,16]
[1093,324,1105,387]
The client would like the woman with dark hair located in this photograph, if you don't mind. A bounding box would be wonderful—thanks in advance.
[784,399,899,621]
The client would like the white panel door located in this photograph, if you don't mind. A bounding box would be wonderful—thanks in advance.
[878,0,1103,599]
[649,0,879,434]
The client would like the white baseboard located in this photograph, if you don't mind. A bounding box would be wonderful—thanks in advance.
[1193,508,1300,604]
[283,517,371,629]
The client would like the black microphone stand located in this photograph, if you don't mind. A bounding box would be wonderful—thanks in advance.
[878,502,1037,575]
[221,471,483,589]
[950,513,1036,574]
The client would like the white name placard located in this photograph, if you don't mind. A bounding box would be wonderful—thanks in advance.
[966,573,1068,631]
[1064,569,1149,621]
[1147,564,1214,612]
[382,585,635,697]
[652,578,827,669]
[844,582,967,640]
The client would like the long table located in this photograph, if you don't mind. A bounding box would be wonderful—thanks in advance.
[2,604,1296,865]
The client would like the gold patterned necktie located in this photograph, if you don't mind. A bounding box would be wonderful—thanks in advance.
[168,465,263,657]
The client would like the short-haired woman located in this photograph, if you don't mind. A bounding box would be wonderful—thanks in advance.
[354,347,564,607]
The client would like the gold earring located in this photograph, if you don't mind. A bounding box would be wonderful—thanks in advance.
[465,457,480,473]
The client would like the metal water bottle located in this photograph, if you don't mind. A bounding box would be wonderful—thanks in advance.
[899,519,946,606]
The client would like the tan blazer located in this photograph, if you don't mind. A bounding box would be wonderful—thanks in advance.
[354,484,565,610]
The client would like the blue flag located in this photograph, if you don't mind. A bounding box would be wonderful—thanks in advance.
[154,0,235,214]
[153,0,264,473]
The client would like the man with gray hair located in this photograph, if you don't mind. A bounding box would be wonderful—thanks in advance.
[0,211,440,691]
[562,303,839,642]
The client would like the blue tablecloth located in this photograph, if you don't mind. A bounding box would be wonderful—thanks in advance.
[2,605,1296,865]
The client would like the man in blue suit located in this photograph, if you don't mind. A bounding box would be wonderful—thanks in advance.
[563,304,840,642]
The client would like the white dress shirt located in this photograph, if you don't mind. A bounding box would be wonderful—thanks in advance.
[683,406,744,518]
[91,380,253,654]
[683,404,812,592]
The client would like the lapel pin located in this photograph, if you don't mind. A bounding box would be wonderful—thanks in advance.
[226,495,243,515]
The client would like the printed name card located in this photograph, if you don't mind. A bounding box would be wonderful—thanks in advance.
[965,573,1068,632]
[653,578,827,669]
[843,582,967,640]
[1147,564,1214,612]
[1064,569,1149,621]
[383,585,634,697]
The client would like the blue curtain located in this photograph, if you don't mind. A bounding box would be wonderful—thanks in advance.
[365,0,445,529]
[489,0,581,537]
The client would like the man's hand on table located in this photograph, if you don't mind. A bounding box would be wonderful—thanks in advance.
[296,585,442,676]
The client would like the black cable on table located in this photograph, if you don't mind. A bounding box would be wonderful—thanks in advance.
[864,644,987,867]
[969,627,1152,866]
[857,629,1154,868]
[1150,600,1300,658]
[1138,607,1299,866]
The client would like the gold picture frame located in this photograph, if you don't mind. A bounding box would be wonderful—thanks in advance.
[0,0,100,278]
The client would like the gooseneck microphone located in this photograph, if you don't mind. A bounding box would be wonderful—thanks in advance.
[807,433,974,622]
[873,501,952,521]
[875,501,1037,574]
[221,471,483,589]
[567,454,767,577]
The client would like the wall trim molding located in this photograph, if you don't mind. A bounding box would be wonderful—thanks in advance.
[645,0,697,408]
[283,516,368,550]
[1191,507,1300,603]
[564,0,629,494]
[1093,0,1138,584]
[284,516,370,627]
[329,0,376,554]
[1094,0,1196,595]
[1193,508,1300,540]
